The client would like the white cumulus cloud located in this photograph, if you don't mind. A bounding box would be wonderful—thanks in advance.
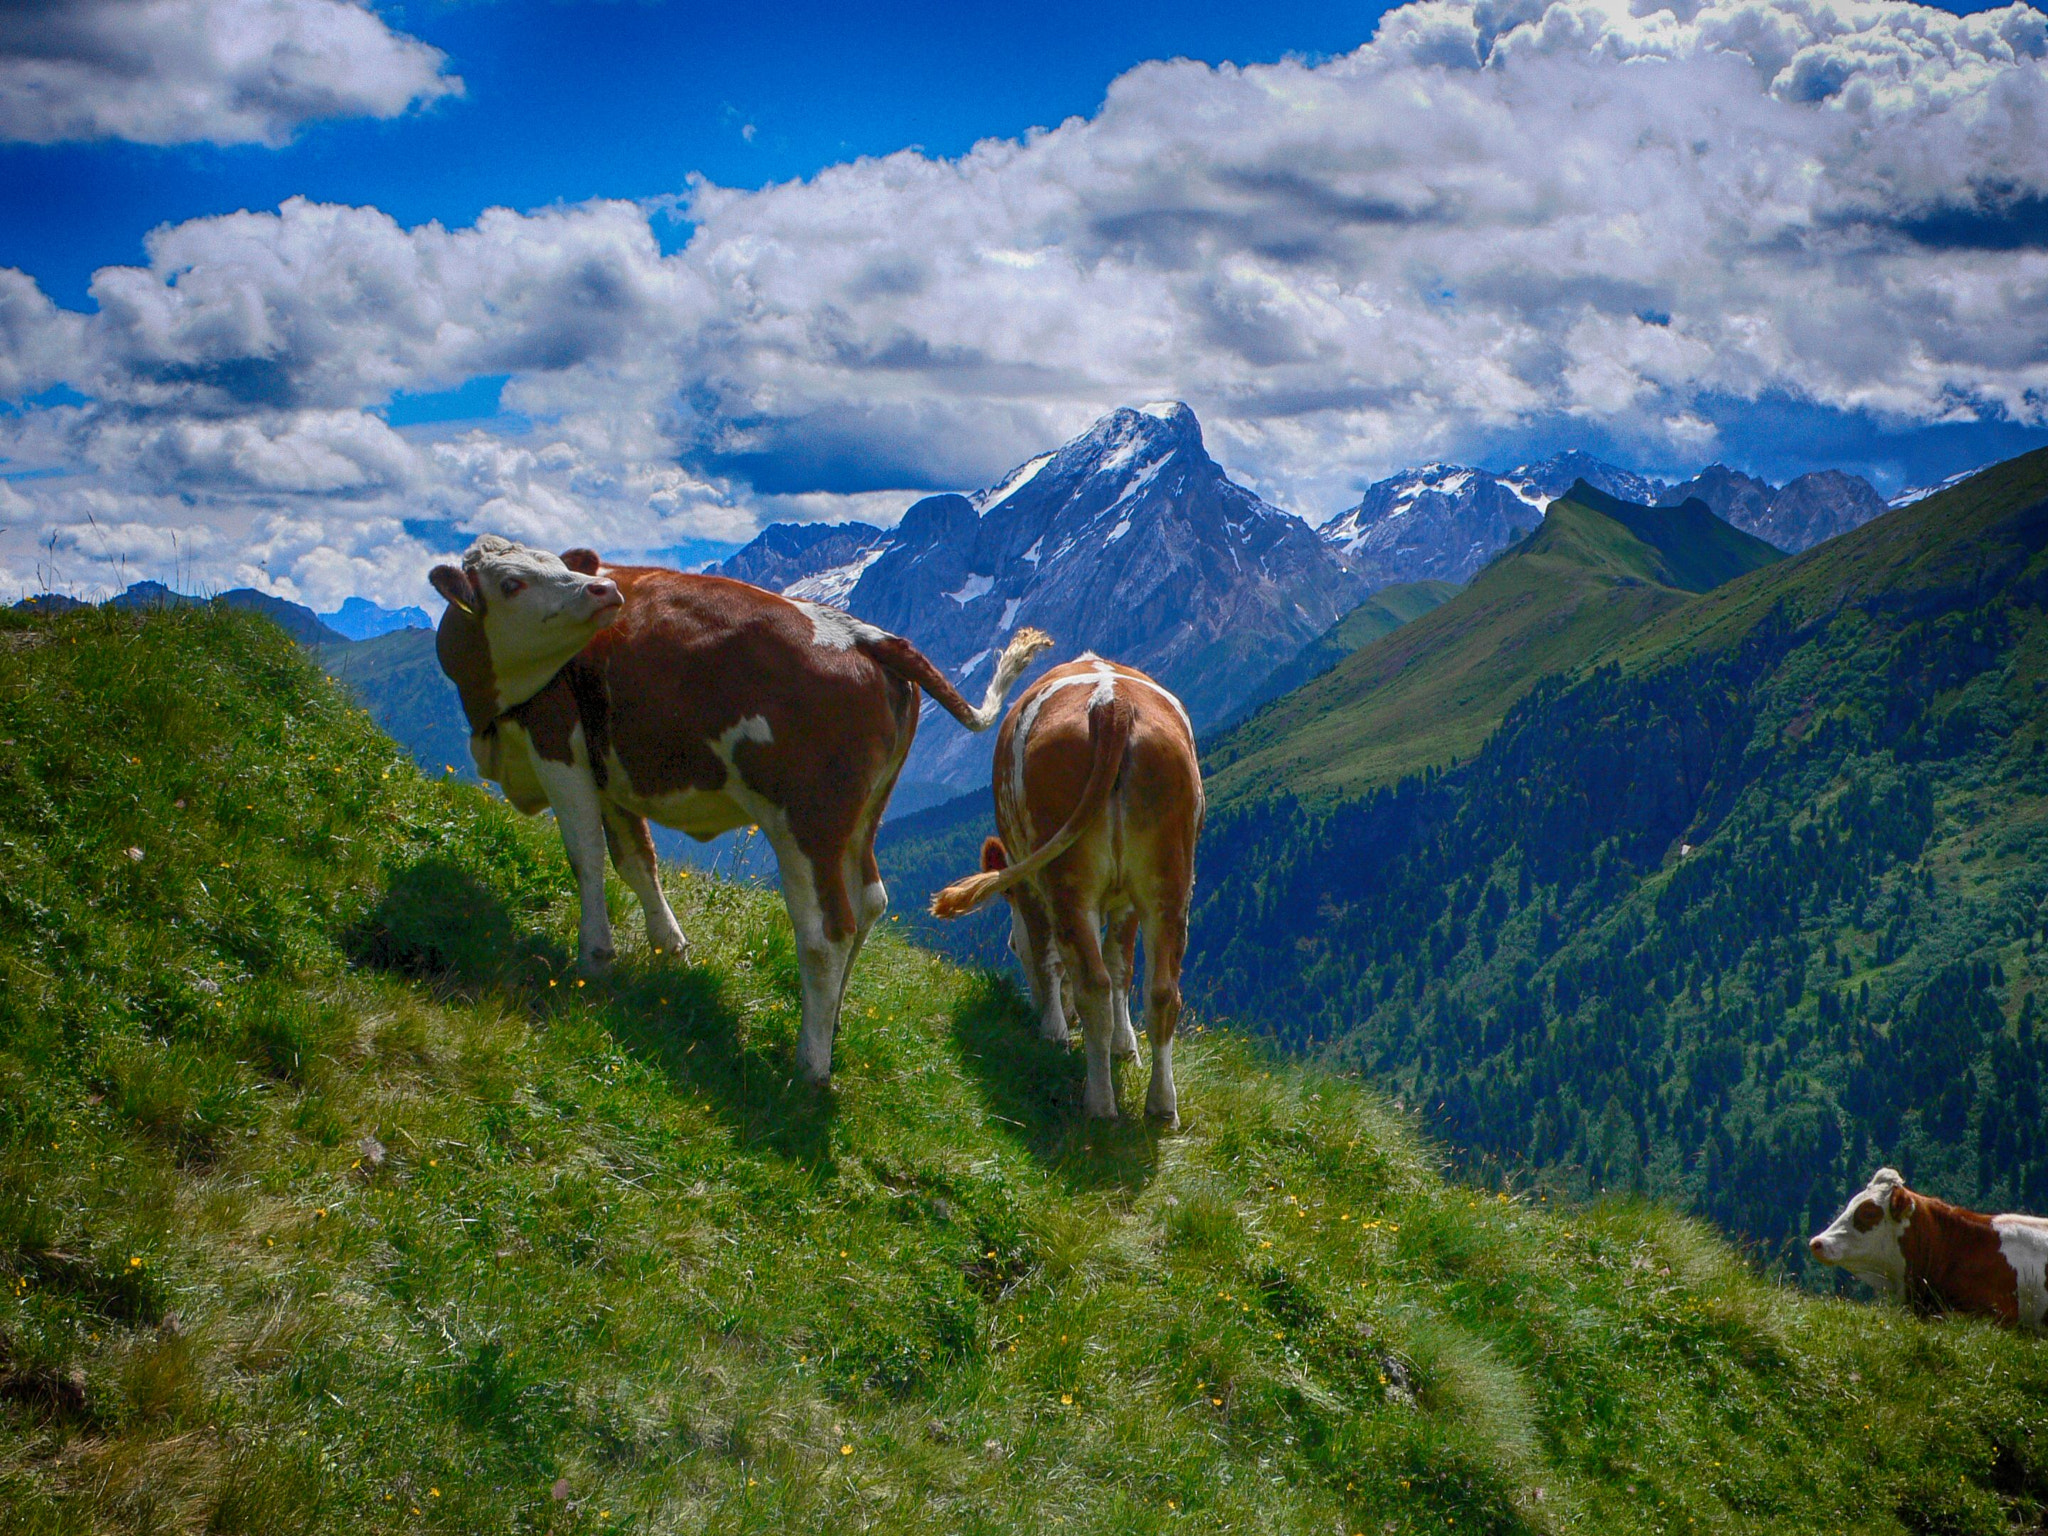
[1,0,2045,606]
[0,0,462,146]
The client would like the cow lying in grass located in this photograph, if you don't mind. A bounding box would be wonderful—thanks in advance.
[430,534,1051,1084]
[929,655,1202,1127]
[1810,1166,2048,1330]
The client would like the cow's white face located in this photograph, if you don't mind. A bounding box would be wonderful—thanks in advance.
[431,536,622,714]
[1810,1167,1914,1293]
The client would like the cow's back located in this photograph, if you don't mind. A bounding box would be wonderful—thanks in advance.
[582,568,914,813]
[997,657,1200,899]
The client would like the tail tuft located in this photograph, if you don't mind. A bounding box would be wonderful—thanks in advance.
[930,870,1007,918]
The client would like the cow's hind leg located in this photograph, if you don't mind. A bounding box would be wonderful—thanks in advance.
[1106,909,1140,1061]
[771,830,859,1086]
[1054,906,1118,1119]
[832,838,890,1021]
[1140,904,1189,1129]
[530,756,615,974]
[601,803,689,960]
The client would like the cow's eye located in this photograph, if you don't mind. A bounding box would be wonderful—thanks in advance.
[1852,1200,1882,1231]
[500,578,525,598]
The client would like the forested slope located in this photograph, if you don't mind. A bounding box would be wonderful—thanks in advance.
[1190,449,2048,1273]
[1204,485,1781,808]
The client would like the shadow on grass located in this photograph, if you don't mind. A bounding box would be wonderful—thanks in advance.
[348,856,836,1168]
[948,969,1163,1195]
[344,856,565,983]
[596,957,837,1170]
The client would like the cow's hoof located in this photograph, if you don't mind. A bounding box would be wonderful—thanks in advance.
[580,946,615,976]
[649,937,691,964]
[1112,1037,1140,1062]
[1039,1026,1072,1046]
[1146,1107,1181,1132]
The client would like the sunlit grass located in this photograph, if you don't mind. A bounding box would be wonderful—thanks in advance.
[2,604,2046,1535]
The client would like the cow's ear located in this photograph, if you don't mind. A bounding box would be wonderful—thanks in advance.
[430,564,481,616]
[980,835,1009,873]
[1889,1185,1914,1221]
[560,548,603,576]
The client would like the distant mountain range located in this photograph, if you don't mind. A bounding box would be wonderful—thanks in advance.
[16,580,426,648]
[1319,453,1886,589]
[714,401,1365,803]
[716,411,1903,800]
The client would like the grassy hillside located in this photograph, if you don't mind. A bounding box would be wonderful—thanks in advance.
[8,609,2048,1534]
[1204,487,1782,808]
[1190,449,2048,1272]
[1225,580,1461,727]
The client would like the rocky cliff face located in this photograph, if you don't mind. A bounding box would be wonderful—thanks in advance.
[1658,466,1887,551]
[717,402,1363,801]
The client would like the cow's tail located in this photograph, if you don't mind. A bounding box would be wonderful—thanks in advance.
[929,697,1133,919]
[860,625,1054,731]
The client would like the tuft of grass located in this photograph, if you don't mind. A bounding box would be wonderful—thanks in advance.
[2,604,2048,1534]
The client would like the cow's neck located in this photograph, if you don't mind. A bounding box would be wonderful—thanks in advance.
[1899,1193,1995,1308]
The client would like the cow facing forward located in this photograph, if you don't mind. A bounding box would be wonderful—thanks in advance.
[930,655,1202,1127]
[1809,1166,2048,1330]
[430,535,1051,1083]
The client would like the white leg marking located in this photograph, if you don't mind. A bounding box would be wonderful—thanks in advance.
[770,832,855,1085]
[1107,914,1140,1060]
[531,750,614,974]
[603,807,689,961]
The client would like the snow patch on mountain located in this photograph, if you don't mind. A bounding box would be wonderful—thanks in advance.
[784,544,886,604]
[944,573,994,606]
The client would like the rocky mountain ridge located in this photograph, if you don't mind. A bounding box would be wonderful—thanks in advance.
[1319,453,1891,589]
[716,401,1365,802]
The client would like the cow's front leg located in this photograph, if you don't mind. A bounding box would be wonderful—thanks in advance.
[530,757,615,974]
[601,804,689,961]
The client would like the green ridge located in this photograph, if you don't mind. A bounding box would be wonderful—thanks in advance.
[4,597,2048,1534]
[1205,485,1783,808]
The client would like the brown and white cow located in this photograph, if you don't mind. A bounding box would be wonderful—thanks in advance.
[429,535,1051,1084]
[929,655,1202,1126]
[1809,1166,2048,1330]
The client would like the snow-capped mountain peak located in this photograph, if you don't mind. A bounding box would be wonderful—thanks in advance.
[717,401,1360,801]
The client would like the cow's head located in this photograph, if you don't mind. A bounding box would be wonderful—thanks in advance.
[1809,1166,1915,1293]
[429,536,622,727]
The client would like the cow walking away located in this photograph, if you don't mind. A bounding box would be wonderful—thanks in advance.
[430,535,1051,1084]
[1810,1166,2048,1330]
[929,655,1202,1127]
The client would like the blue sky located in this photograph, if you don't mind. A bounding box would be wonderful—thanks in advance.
[1,0,2045,605]
[3,1,1426,308]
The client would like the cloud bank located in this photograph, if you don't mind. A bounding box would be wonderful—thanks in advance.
[0,0,461,146]
[1,0,2045,607]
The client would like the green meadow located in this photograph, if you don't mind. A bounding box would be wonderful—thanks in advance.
[4,604,2048,1535]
